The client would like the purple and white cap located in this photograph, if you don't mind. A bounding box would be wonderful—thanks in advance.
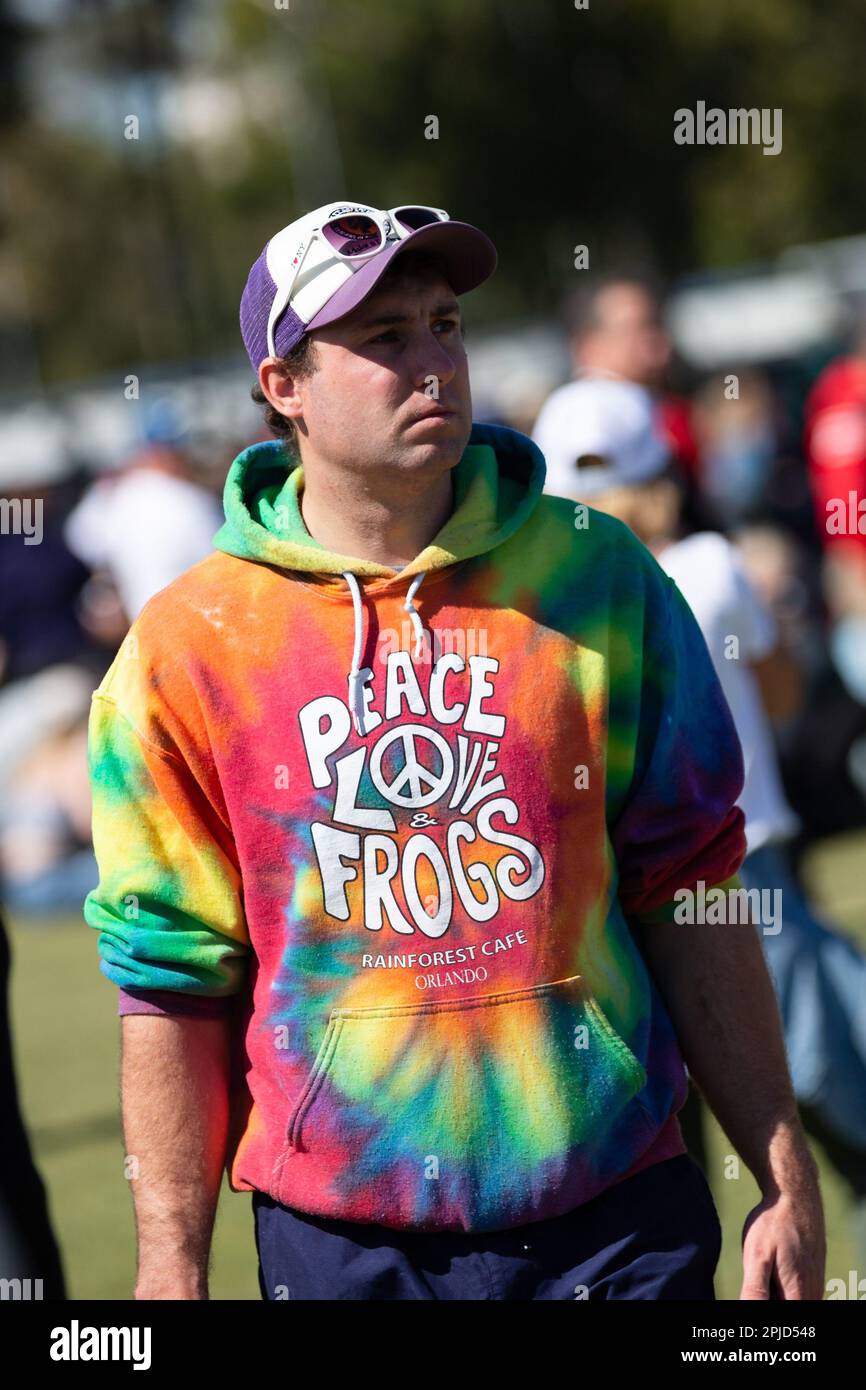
[239,200,497,375]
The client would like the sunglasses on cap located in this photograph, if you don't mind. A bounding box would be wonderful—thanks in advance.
[266,203,450,358]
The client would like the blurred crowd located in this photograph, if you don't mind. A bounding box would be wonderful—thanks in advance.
[524,278,866,864]
[0,412,242,915]
[2,279,866,920]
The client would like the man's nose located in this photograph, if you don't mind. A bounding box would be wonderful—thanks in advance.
[410,331,458,392]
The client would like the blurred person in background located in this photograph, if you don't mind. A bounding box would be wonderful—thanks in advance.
[0,908,66,1299]
[691,369,781,530]
[803,312,866,711]
[63,406,224,625]
[0,423,108,917]
[0,699,96,916]
[734,522,866,857]
[533,375,866,1262]
[0,426,105,691]
[557,276,702,495]
[562,277,672,391]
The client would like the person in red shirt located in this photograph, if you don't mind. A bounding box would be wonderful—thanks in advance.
[804,339,866,705]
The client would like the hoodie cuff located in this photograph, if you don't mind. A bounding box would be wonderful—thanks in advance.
[117,987,236,1019]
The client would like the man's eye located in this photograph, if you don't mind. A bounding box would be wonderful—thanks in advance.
[371,330,399,344]
[435,319,458,333]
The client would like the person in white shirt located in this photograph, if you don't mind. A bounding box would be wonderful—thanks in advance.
[64,440,224,623]
[533,375,866,1253]
[658,529,801,857]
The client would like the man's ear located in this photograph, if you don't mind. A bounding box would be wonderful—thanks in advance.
[258,357,305,425]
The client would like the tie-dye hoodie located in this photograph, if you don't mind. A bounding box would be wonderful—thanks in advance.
[84,423,746,1234]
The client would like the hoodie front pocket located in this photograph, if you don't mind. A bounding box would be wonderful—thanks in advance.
[279,974,658,1230]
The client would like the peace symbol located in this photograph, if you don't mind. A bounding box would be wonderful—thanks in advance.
[369,725,454,808]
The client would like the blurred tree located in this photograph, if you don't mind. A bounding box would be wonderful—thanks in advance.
[1,0,865,384]
[0,0,29,128]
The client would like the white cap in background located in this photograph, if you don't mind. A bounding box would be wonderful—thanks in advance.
[532,375,670,499]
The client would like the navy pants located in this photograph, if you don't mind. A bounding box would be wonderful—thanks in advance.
[253,1153,722,1300]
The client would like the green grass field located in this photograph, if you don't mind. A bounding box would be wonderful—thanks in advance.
[7,827,866,1301]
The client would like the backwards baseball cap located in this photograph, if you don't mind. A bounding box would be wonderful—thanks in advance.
[240,200,497,375]
[532,375,672,499]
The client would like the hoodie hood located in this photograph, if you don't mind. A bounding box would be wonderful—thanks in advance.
[213,423,547,737]
[213,421,546,583]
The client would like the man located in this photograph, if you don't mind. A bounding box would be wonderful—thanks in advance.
[84,201,823,1301]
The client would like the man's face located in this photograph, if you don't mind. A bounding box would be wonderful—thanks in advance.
[291,266,472,479]
[574,283,671,389]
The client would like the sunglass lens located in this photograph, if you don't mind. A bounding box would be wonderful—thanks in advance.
[322,215,382,255]
[393,206,445,231]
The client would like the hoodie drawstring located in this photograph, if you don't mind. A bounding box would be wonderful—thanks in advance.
[403,572,427,659]
[342,569,427,736]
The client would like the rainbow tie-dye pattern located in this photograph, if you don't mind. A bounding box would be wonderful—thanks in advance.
[84,423,746,1232]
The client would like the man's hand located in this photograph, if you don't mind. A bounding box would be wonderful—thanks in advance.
[740,1141,826,1300]
[635,916,827,1300]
